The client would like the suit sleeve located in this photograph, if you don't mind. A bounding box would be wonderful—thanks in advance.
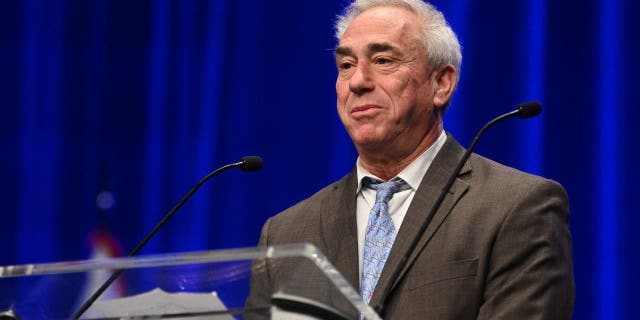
[477,179,574,319]
[244,218,274,319]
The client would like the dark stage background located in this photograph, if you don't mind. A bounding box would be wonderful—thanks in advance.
[1,0,638,318]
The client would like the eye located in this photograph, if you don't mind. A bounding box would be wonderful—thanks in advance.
[374,57,392,65]
[337,60,355,71]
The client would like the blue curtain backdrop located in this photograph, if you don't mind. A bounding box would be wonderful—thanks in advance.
[0,0,638,318]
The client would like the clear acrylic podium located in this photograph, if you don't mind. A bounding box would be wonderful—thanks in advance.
[0,243,381,320]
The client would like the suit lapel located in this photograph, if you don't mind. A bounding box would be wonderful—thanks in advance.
[320,170,360,291]
[370,135,471,308]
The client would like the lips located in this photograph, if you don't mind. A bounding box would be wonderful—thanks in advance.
[351,104,383,117]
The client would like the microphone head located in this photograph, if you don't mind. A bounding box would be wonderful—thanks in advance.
[516,101,542,119]
[239,156,263,172]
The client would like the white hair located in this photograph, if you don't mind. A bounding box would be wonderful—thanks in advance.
[335,0,462,77]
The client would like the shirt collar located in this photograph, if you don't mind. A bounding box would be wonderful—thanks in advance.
[355,130,447,194]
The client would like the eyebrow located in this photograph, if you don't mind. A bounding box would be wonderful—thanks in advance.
[335,46,353,57]
[335,42,397,58]
[367,42,395,54]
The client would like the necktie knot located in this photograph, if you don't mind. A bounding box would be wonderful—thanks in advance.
[362,177,410,204]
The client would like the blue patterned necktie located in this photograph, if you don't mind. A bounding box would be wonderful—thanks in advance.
[360,177,410,303]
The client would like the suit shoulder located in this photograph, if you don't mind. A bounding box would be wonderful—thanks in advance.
[468,153,568,199]
[470,153,562,188]
[269,173,352,225]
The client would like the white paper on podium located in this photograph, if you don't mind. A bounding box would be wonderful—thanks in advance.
[85,287,234,319]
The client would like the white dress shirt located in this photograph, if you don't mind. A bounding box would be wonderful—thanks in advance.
[355,130,447,278]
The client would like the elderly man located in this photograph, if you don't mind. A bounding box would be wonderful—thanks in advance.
[248,0,574,318]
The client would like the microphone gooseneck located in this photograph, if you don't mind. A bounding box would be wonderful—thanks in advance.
[72,156,263,320]
[375,102,542,317]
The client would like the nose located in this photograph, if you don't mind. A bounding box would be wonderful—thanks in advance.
[349,63,375,95]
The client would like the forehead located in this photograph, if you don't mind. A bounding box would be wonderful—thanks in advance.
[338,6,422,48]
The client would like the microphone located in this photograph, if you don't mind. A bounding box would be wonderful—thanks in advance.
[375,102,542,316]
[72,156,264,320]
[239,155,264,172]
[516,101,542,119]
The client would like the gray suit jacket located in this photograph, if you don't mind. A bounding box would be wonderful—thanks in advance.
[247,134,574,319]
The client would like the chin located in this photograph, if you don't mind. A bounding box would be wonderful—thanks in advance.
[353,136,387,150]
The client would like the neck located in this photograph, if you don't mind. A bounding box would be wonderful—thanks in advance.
[358,124,443,181]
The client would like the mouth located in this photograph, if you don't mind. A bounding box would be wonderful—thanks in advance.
[351,104,383,117]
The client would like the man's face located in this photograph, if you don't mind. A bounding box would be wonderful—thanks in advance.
[335,6,440,155]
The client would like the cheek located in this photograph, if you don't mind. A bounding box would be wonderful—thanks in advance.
[335,93,348,124]
[336,81,351,117]
[336,80,349,102]
[336,98,346,122]
[402,78,431,105]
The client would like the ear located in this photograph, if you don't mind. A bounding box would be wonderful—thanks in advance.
[432,64,457,108]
